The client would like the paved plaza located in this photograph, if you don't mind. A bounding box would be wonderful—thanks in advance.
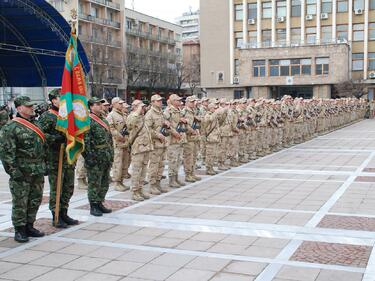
[1,120,375,281]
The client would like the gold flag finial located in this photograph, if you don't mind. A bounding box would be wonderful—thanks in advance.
[70,9,77,34]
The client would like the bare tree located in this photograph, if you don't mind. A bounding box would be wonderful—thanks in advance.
[334,80,368,98]
[183,54,200,95]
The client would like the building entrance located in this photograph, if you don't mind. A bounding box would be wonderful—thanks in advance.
[276,86,313,99]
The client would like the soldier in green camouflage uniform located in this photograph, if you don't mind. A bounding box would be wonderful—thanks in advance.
[83,97,114,216]
[0,105,9,128]
[0,96,46,243]
[38,89,78,228]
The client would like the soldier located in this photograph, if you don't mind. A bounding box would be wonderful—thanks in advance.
[228,100,240,166]
[0,105,9,129]
[38,89,78,228]
[127,100,153,201]
[83,97,114,216]
[182,96,202,182]
[145,94,169,195]
[165,94,186,188]
[101,99,111,117]
[218,99,233,170]
[0,96,46,242]
[204,103,222,175]
[106,97,130,192]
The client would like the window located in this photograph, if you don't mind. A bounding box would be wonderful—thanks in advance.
[371,0,375,9]
[321,26,332,43]
[291,28,301,44]
[306,27,316,44]
[91,6,98,17]
[337,25,348,40]
[277,1,287,17]
[262,29,272,46]
[277,29,286,45]
[249,31,257,46]
[92,27,98,39]
[354,0,364,10]
[270,60,280,76]
[306,0,317,15]
[50,0,64,12]
[369,53,375,71]
[322,0,332,13]
[301,59,312,75]
[235,4,243,21]
[370,23,375,40]
[291,59,301,76]
[353,24,364,41]
[263,2,272,18]
[235,32,243,48]
[316,57,329,75]
[352,54,364,71]
[292,0,301,16]
[337,0,348,11]
[248,3,257,19]
[253,60,266,77]
[235,59,240,75]
[280,60,290,76]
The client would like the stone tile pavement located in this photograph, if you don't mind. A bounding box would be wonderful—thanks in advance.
[1,120,375,280]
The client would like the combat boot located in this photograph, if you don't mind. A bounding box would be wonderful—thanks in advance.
[150,184,161,195]
[185,174,196,183]
[140,189,150,200]
[157,180,170,193]
[77,178,88,190]
[52,211,68,228]
[192,174,202,181]
[26,223,45,237]
[132,190,144,201]
[98,202,112,214]
[14,226,29,243]
[89,203,103,217]
[169,176,180,188]
[114,182,129,192]
[218,163,229,171]
[60,209,79,225]
[176,176,186,186]
[206,168,216,175]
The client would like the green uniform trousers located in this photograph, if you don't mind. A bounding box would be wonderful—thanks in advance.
[87,164,111,203]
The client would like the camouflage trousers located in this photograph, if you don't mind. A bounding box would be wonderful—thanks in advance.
[76,155,87,179]
[206,142,218,170]
[228,135,239,161]
[131,152,150,191]
[9,175,44,227]
[167,144,183,177]
[218,136,230,165]
[246,130,257,159]
[87,164,111,203]
[148,148,166,185]
[48,164,75,212]
[112,146,131,182]
[183,141,198,175]
[238,132,247,162]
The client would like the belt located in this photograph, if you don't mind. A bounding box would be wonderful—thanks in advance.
[95,144,109,149]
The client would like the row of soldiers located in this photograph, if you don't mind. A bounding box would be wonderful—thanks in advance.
[0,92,367,243]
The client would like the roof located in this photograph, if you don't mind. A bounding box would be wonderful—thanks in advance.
[0,0,90,87]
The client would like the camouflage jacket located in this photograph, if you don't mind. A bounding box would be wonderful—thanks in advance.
[127,111,153,154]
[38,107,68,166]
[0,108,9,129]
[145,105,167,149]
[0,114,46,178]
[82,113,114,167]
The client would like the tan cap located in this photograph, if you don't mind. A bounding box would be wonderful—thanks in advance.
[208,103,217,109]
[219,98,227,104]
[132,99,146,107]
[111,97,124,105]
[169,94,182,101]
[186,96,197,103]
[209,98,219,104]
[101,99,110,106]
[151,94,163,102]
[201,97,209,102]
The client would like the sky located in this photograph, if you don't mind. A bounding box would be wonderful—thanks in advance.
[124,0,199,23]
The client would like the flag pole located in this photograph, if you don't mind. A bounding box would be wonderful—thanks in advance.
[54,144,64,226]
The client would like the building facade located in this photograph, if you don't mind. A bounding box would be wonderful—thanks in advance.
[48,0,126,98]
[175,10,200,41]
[200,0,375,99]
[125,9,183,100]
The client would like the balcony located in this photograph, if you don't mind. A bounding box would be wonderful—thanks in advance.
[88,0,121,10]
[79,35,121,48]
[78,13,120,29]
[125,29,176,45]
[241,38,349,49]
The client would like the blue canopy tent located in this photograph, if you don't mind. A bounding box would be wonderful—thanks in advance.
[0,0,90,87]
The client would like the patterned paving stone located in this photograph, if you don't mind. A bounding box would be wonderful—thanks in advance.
[290,241,372,268]
[76,200,135,211]
[4,218,66,235]
[363,168,375,173]
[318,215,375,232]
[355,176,375,182]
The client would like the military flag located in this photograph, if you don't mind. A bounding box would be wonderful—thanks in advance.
[56,31,90,164]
